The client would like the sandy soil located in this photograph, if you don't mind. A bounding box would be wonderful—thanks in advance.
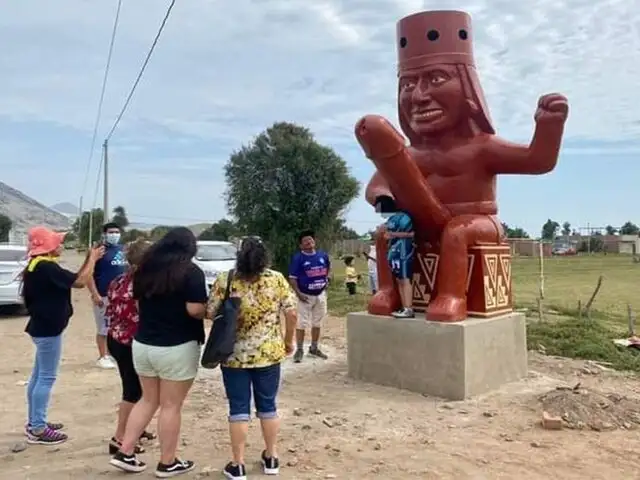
[1,255,640,479]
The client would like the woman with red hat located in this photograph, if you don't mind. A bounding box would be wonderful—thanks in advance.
[21,226,104,445]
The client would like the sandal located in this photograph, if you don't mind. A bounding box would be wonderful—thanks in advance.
[139,430,156,442]
[109,437,145,455]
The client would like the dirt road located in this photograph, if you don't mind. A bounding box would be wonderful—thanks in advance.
[1,255,639,479]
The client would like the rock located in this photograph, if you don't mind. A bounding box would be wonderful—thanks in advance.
[287,459,299,467]
[293,408,303,417]
[482,411,497,418]
[10,442,27,453]
[314,410,322,415]
[301,424,311,430]
[288,447,297,453]
[322,418,334,428]
[458,409,469,414]
[541,411,563,430]
[530,441,542,448]
[325,475,337,479]
[373,442,382,451]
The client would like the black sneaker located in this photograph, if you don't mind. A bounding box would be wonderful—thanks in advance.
[155,458,195,478]
[109,450,147,473]
[261,450,280,475]
[308,346,328,359]
[223,462,247,480]
[293,349,304,363]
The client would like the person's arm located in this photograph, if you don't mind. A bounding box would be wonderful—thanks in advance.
[279,274,298,354]
[205,275,225,320]
[73,246,105,288]
[287,253,308,302]
[184,266,208,319]
[386,231,415,239]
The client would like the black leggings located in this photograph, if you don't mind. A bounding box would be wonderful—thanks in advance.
[107,336,142,403]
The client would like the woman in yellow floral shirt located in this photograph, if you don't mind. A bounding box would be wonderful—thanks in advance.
[207,237,297,479]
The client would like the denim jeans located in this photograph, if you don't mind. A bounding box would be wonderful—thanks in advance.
[368,271,378,293]
[221,363,281,423]
[27,335,63,430]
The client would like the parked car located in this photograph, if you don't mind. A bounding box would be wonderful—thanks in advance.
[0,244,27,307]
[192,241,237,289]
[551,243,577,256]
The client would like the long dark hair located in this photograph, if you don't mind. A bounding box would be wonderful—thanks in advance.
[133,227,197,297]
[235,237,268,281]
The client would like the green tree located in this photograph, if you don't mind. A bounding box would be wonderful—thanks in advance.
[619,221,639,236]
[149,225,178,241]
[112,205,129,230]
[198,219,240,241]
[605,225,618,235]
[122,228,149,243]
[225,122,359,272]
[0,214,11,242]
[501,222,530,239]
[73,208,105,246]
[541,219,560,240]
[561,221,571,236]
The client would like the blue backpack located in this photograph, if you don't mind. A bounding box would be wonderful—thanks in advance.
[201,270,241,369]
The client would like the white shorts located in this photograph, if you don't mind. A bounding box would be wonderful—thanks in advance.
[132,340,200,381]
[297,291,327,329]
[93,297,109,336]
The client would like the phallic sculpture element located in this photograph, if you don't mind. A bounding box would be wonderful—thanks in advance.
[355,10,568,322]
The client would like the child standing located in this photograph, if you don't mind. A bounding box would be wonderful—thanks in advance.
[376,197,415,318]
[343,256,359,295]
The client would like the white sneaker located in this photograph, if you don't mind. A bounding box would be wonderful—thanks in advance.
[97,356,116,369]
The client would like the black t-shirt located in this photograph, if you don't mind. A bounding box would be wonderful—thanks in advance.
[22,261,78,338]
[134,263,208,347]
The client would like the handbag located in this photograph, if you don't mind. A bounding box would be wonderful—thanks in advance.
[201,269,241,369]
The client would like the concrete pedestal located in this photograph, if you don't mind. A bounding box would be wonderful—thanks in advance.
[346,312,527,400]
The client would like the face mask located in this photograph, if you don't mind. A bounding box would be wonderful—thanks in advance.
[105,233,121,245]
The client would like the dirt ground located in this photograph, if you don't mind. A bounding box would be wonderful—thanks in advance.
[2,257,640,479]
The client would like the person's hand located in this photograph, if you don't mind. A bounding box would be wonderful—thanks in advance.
[285,340,295,356]
[297,294,310,304]
[91,293,104,308]
[90,245,106,260]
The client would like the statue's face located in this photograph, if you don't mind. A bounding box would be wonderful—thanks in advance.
[399,65,466,136]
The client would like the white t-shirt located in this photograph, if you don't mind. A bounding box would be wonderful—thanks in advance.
[367,246,377,274]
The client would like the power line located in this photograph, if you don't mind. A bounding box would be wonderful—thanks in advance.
[78,0,123,201]
[104,0,176,142]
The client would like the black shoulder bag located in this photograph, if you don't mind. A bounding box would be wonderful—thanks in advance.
[201,270,241,369]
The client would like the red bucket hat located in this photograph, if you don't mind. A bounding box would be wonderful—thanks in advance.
[27,227,66,257]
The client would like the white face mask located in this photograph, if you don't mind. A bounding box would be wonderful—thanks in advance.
[104,233,121,245]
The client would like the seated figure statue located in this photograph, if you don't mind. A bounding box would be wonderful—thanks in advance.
[354,10,568,322]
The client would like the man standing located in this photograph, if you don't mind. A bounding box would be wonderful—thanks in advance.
[288,230,330,363]
[361,238,378,294]
[89,222,127,369]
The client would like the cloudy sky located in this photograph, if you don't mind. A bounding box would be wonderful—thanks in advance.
[1,0,639,237]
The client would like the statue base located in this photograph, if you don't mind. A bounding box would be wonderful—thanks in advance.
[346,311,527,400]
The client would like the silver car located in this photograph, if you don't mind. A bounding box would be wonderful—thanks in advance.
[0,244,28,306]
[192,241,237,290]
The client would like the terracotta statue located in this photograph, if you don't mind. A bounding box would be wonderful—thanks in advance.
[355,10,568,322]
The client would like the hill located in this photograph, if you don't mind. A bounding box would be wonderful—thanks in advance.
[0,181,70,234]
[50,202,80,216]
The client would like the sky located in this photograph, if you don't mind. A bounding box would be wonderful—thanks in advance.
[1,0,639,237]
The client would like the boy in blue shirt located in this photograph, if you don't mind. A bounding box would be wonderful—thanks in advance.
[88,222,128,369]
[377,197,415,318]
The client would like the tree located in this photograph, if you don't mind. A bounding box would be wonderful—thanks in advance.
[149,225,179,241]
[501,222,529,239]
[619,221,639,236]
[561,221,571,236]
[122,228,149,243]
[331,218,360,240]
[605,225,618,235]
[112,206,129,230]
[198,219,240,241]
[225,122,359,272]
[73,208,105,246]
[578,232,604,253]
[541,219,560,240]
[0,214,11,243]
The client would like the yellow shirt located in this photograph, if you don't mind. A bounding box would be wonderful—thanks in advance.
[345,266,358,283]
[207,269,296,369]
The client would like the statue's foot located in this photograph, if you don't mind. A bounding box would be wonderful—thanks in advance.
[368,288,401,316]
[426,295,466,322]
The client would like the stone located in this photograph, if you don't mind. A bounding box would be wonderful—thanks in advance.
[541,411,563,430]
[347,311,527,400]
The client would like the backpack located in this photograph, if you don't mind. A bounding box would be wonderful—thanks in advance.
[201,270,241,369]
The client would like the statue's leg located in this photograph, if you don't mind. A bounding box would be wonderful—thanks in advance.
[427,215,501,322]
[368,231,401,316]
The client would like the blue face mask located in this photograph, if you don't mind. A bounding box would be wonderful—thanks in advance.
[104,233,121,245]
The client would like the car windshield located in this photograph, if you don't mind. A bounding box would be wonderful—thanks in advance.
[0,248,27,262]
[195,244,237,261]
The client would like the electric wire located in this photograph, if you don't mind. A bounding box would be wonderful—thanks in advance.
[104,0,176,142]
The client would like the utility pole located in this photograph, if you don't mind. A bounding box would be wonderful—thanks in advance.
[103,140,109,222]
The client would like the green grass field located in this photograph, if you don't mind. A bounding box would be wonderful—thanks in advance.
[326,254,640,370]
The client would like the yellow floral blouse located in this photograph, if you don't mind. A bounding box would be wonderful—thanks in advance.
[207,269,296,369]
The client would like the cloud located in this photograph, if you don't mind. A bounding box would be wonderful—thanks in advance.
[0,0,639,233]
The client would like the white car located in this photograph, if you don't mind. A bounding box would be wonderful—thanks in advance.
[193,241,237,289]
[0,244,28,306]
